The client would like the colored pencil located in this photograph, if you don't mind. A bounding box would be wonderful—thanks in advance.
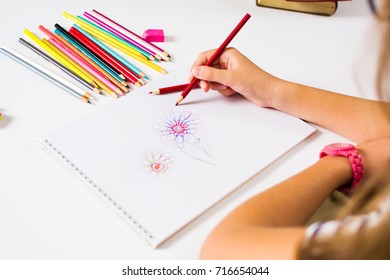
[76,14,156,61]
[73,25,148,80]
[54,24,125,83]
[62,12,155,61]
[176,13,251,105]
[68,26,140,86]
[51,34,128,93]
[83,11,162,61]
[62,19,142,62]
[49,36,128,94]
[73,17,150,62]
[40,25,127,93]
[40,25,123,84]
[69,27,142,87]
[19,37,99,96]
[43,39,118,98]
[82,27,168,74]
[23,29,98,89]
[92,10,170,60]
[61,16,167,74]
[48,38,125,95]
[149,83,201,95]
[0,44,91,103]
[42,38,118,98]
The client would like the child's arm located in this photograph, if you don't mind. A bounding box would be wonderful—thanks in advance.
[199,138,390,259]
[199,155,352,260]
[272,80,390,143]
[190,48,390,143]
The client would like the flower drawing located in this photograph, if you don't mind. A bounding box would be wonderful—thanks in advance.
[154,111,203,148]
[153,110,215,165]
[141,150,173,176]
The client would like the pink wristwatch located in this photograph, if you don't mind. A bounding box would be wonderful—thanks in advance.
[319,143,364,193]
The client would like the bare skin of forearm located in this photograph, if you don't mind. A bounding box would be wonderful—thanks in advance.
[219,156,352,228]
[272,80,390,143]
[200,157,352,259]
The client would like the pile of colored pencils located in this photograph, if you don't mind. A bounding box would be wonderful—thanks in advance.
[18,10,171,102]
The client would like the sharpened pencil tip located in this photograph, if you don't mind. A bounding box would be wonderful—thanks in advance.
[85,93,95,100]
[175,95,183,105]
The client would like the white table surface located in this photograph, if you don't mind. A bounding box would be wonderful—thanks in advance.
[0,0,377,259]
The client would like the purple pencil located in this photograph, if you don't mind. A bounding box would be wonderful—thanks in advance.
[91,10,170,60]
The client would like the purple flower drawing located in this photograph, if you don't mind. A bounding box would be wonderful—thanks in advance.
[154,111,203,148]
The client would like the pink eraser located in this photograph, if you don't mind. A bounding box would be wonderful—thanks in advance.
[142,29,165,43]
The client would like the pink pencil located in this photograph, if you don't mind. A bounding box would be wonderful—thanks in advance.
[39,25,59,41]
[48,38,122,95]
[91,10,170,60]
[83,12,161,61]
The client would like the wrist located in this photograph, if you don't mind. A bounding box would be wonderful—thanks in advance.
[269,78,295,110]
[319,143,364,193]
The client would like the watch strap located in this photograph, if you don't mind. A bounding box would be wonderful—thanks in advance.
[320,144,364,193]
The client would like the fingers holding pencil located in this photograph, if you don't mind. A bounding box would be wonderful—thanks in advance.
[176,13,251,105]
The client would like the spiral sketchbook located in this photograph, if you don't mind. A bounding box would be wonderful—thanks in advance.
[39,66,316,248]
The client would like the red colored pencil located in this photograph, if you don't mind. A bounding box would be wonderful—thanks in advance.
[69,27,142,87]
[149,83,200,95]
[176,13,251,105]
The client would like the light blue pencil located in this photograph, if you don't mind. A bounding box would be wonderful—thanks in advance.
[0,44,91,103]
[73,24,148,80]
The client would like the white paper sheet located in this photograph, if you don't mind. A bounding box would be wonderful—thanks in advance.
[40,65,316,247]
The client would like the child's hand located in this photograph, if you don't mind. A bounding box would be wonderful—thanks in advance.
[188,48,281,108]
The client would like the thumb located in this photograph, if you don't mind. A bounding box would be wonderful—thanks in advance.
[191,66,230,86]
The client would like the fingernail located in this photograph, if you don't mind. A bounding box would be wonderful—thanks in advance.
[200,80,208,92]
[215,84,227,90]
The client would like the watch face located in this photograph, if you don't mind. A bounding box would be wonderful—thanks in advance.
[328,143,354,151]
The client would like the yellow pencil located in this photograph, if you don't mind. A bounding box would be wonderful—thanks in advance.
[62,12,167,74]
[23,29,97,87]
[52,34,128,93]
[43,39,119,98]
[112,42,168,74]
[62,12,147,60]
